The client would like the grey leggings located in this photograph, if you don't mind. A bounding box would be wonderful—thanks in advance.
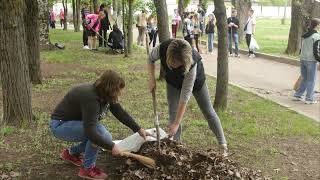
[166,82,227,145]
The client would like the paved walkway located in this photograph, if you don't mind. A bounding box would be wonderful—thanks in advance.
[201,53,320,122]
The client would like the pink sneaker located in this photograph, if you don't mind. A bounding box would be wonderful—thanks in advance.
[60,149,83,166]
[78,166,108,180]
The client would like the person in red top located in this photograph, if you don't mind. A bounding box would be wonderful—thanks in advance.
[86,11,105,51]
[60,9,65,28]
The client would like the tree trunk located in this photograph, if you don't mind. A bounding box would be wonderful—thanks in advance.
[178,0,185,31]
[93,0,98,14]
[38,0,52,50]
[154,0,170,42]
[234,0,251,43]
[123,0,128,57]
[75,0,80,32]
[25,0,42,84]
[285,0,319,55]
[0,1,33,126]
[72,0,76,31]
[90,0,93,13]
[117,0,123,30]
[128,0,133,54]
[154,0,170,80]
[62,0,68,30]
[112,0,117,24]
[213,0,229,111]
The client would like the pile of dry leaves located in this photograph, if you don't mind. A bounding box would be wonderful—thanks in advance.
[114,139,263,180]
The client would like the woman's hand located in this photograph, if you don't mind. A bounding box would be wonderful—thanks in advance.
[138,128,151,140]
[111,145,121,156]
[168,122,180,137]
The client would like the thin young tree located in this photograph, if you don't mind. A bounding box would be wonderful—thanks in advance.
[213,0,229,111]
[123,0,128,57]
[39,0,52,50]
[0,1,33,125]
[128,0,134,54]
[62,0,68,30]
[72,0,80,32]
[25,0,42,84]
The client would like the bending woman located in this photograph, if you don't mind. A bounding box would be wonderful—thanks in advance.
[50,70,150,180]
[148,39,228,155]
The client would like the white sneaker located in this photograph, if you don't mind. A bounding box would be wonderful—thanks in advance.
[305,100,318,104]
[83,45,90,50]
[249,54,256,58]
[293,96,303,101]
[220,144,228,157]
[209,52,214,55]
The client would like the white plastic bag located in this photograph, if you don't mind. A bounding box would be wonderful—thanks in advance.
[113,128,167,152]
[249,36,259,52]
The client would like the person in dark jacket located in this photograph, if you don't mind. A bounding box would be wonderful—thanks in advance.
[148,39,228,156]
[227,9,240,57]
[108,24,124,53]
[50,70,151,180]
[206,14,215,54]
[98,4,111,48]
[81,2,90,49]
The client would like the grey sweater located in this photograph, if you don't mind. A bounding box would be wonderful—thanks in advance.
[301,32,320,62]
[51,83,141,150]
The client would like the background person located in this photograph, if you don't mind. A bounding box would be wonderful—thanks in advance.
[81,2,90,49]
[98,3,111,48]
[172,9,181,38]
[244,9,256,58]
[147,15,158,48]
[86,11,105,51]
[227,9,240,57]
[294,18,320,104]
[147,39,228,156]
[108,24,124,53]
[136,10,147,46]
[50,70,151,179]
[206,14,215,54]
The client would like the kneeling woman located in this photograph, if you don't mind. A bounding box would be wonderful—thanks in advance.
[148,39,228,155]
[50,70,150,180]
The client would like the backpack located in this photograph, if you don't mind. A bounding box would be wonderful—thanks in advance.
[313,39,320,62]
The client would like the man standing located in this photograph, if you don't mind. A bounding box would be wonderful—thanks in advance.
[81,2,90,49]
[136,10,147,46]
[227,9,240,57]
[244,9,256,58]
[197,5,206,37]
[99,4,111,48]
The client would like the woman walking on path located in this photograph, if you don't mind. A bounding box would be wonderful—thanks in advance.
[171,9,181,38]
[137,10,147,46]
[206,14,215,54]
[50,70,151,180]
[147,39,228,156]
[294,18,320,104]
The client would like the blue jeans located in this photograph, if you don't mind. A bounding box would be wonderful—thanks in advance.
[294,60,318,101]
[207,33,214,52]
[229,32,239,55]
[49,120,112,168]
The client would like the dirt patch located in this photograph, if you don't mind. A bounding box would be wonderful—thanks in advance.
[115,139,262,180]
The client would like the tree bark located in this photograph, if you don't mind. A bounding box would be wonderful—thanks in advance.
[154,0,170,80]
[286,0,319,55]
[72,0,76,31]
[38,0,52,50]
[112,0,117,24]
[0,1,33,126]
[128,0,133,54]
[178,0,185,31]
[75,0,80,32]
[123,0,128,57]
[92,0,98,13]
[213,0,229,111]
[117,0,123,31]
[25,0,42,84]
[153,0,170,42]
[62,0,68,30]
[233,0,251,43]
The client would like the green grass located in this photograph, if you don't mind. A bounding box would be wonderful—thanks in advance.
[199,18,297,59]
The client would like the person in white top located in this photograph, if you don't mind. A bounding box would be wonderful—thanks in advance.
[244,9,256,58]
[172,9,182,38]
